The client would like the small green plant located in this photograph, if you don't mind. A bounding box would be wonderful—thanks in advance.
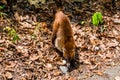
[3,27,20,43]
[0,5,5,10]
[92,12,103,26]
[0,5,7,17]
[0,12,7,17]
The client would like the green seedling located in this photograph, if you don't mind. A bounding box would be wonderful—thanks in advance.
[0,5,5,10]
[0,12,7,17]
[92,12,103,26]
[3,27,20,43]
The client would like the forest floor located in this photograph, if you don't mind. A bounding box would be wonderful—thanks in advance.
[0,0,120,80]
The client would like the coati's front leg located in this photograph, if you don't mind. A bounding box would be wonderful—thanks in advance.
[52,21,63,56]
[52,20,59,46]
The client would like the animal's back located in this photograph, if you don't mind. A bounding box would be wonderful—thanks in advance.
[54,11,73,39]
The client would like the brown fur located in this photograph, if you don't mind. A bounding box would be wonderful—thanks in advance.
[52,10,76,63]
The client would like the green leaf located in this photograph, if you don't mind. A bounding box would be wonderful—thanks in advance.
[0,5,5,10]
[97,12,103,24]
[92,12,103,26]
[0,12,7,17]
[3,27,20,43]
[12,34,20,42]
[3,27,11,31]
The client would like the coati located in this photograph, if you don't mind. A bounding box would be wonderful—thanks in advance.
[52,10,76,67]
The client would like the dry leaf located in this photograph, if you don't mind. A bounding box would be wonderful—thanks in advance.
[20,77,27,80]
[14,12,20,22]
[0,58,3,62]
[107,42,118,48]
[46,63,53,71]
[5,72,13,79]
[90,38,100,45]
[40,22,47,29]
[5,61,16,68]
[5,61,16,72]
[99,44,106,51]
[20,22,32,28]
[106,52,113,59]
[0,40,5,43]
[113,19,120,24]
[93,70,103,76]
[30,54,39,61]
[0,47,5,51]
[23,52,29,57]
[83,59,91,65]
[68,77,76,80]
[96,71,103,76]
[53,70,61,76]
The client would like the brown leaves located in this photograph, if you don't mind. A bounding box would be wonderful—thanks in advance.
[29,54,39,61]
[53,70,61,76]
[0,0,120,79]
[46,63,53,71]
[95,70,103,76]
[5,71,13,79]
